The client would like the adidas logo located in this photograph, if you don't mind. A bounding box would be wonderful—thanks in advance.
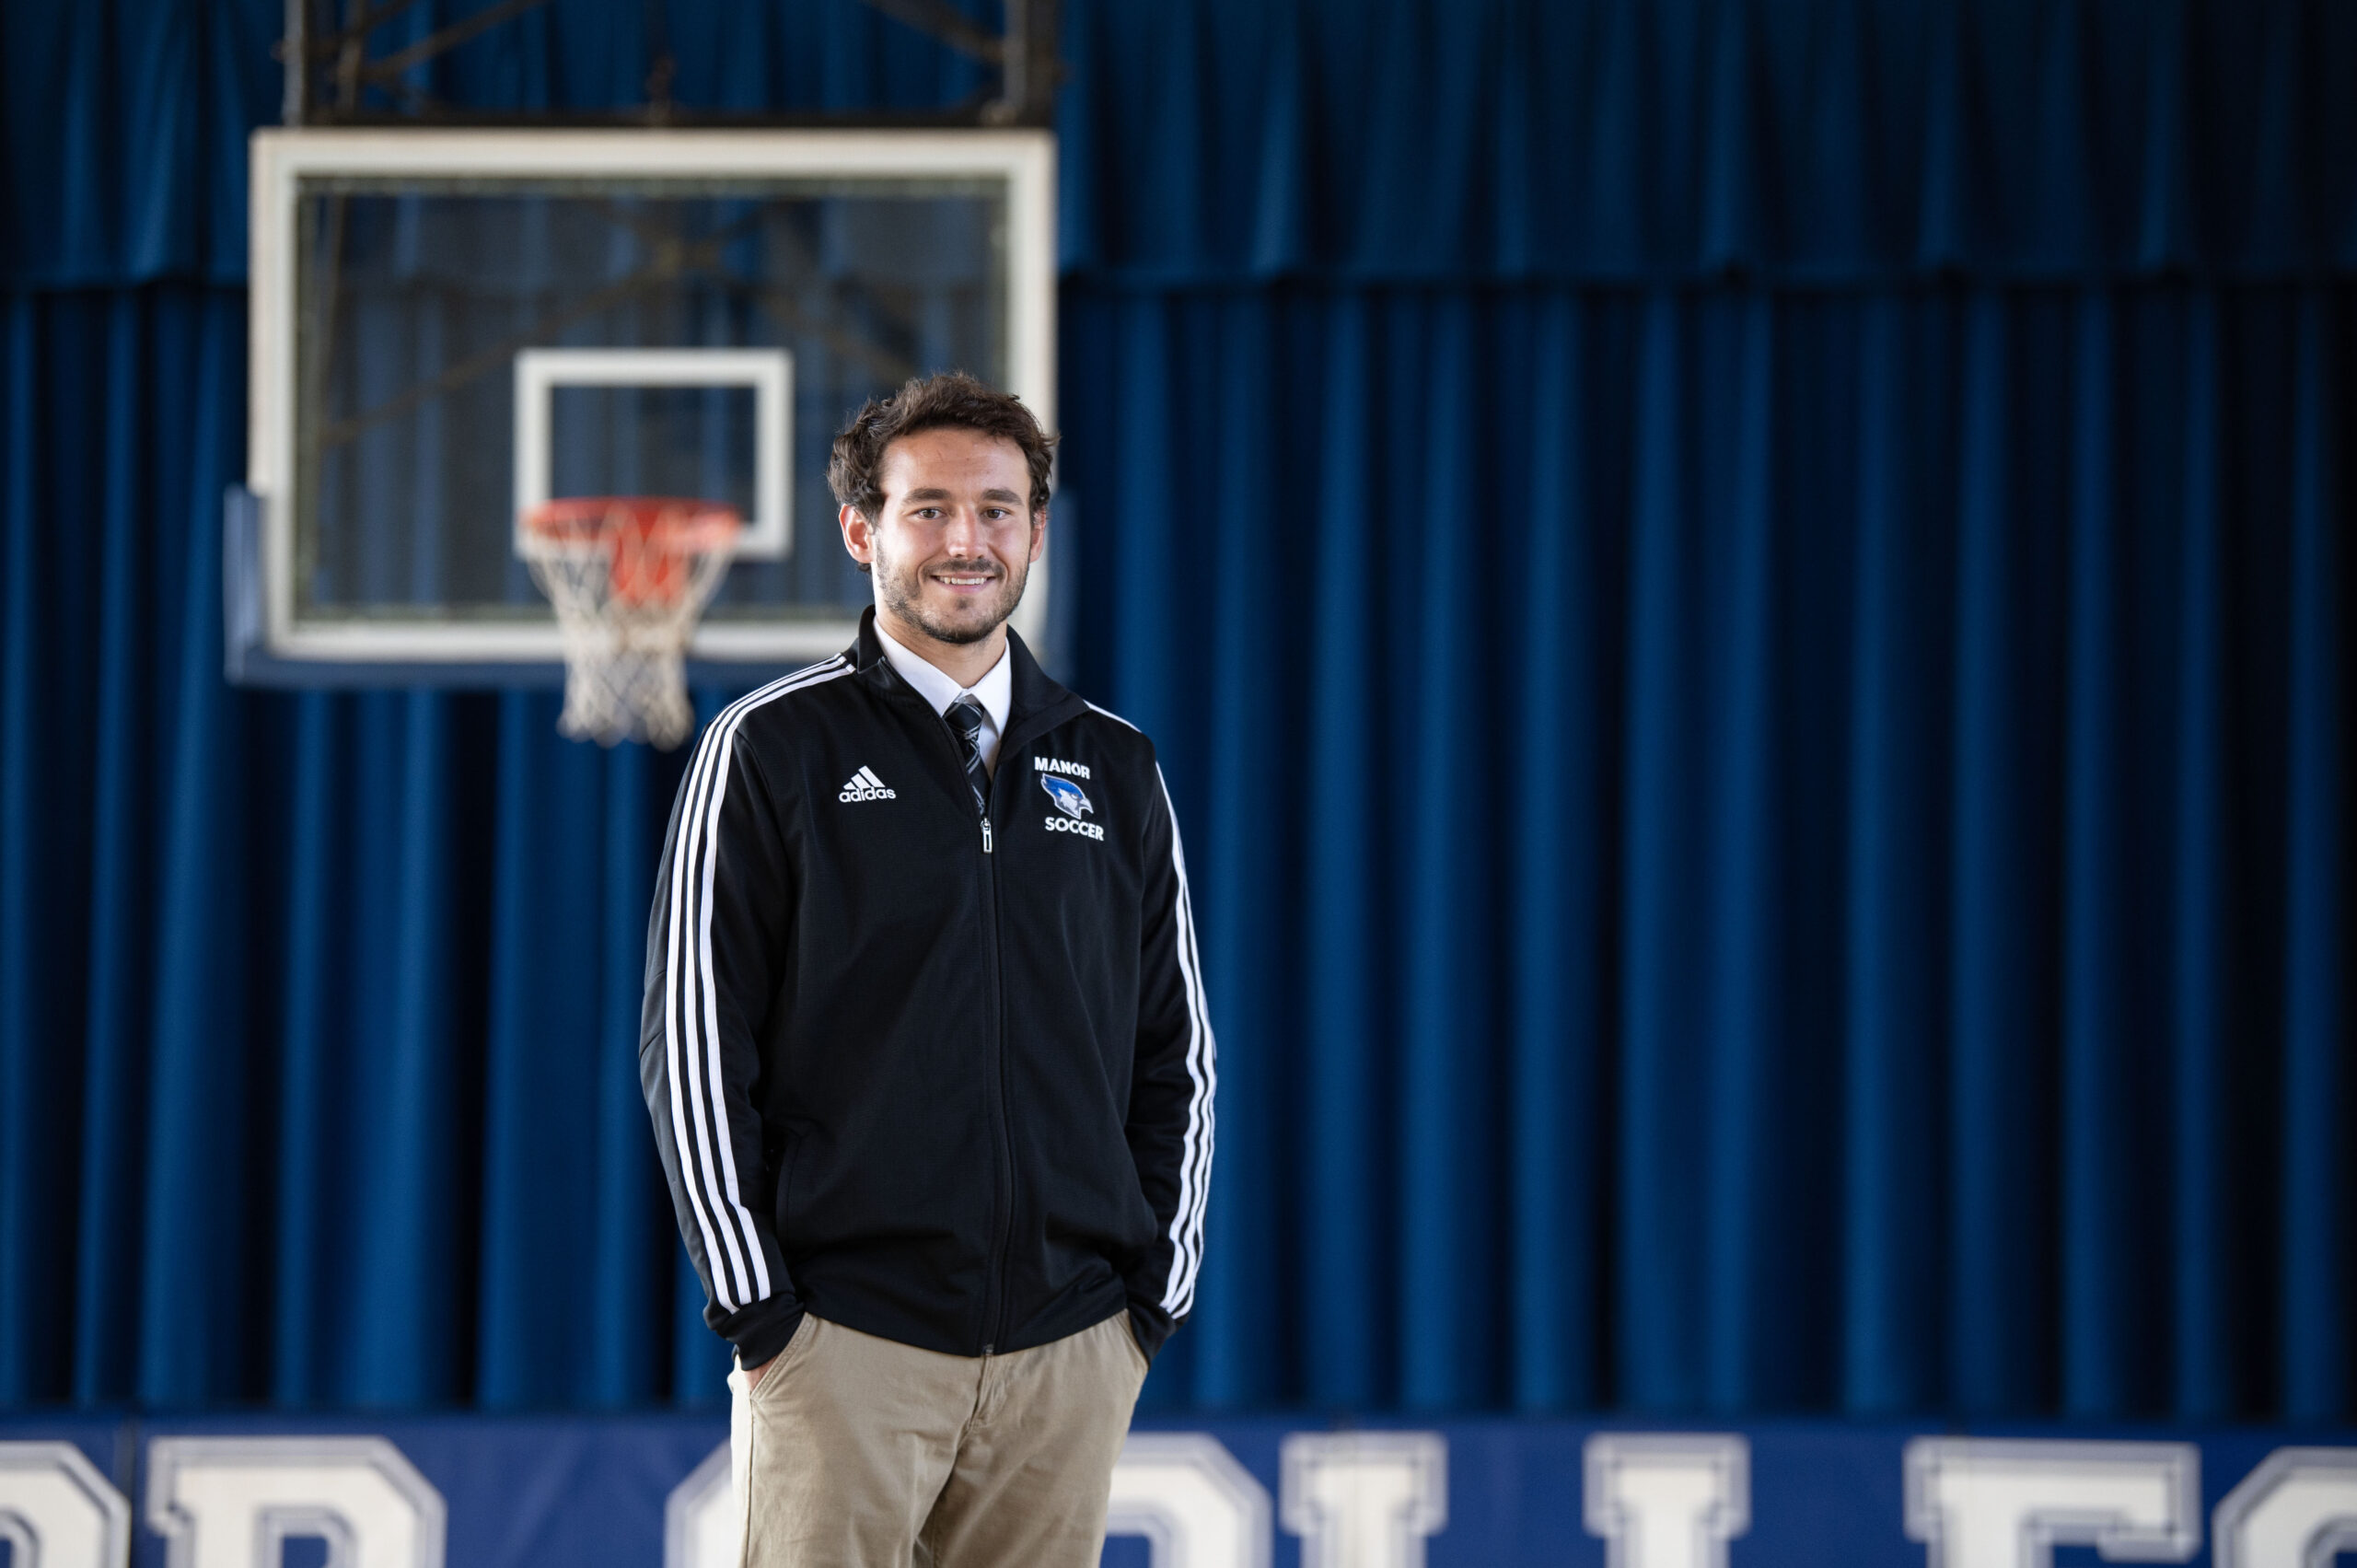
[837,766,897,803]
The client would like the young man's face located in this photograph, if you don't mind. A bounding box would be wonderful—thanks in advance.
[840,427,1043,651]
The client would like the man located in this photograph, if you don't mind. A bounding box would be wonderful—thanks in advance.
[640,372,1214,1568]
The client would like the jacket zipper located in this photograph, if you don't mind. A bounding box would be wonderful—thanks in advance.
[979,752,1016,1352]
[945,713,1015,1353]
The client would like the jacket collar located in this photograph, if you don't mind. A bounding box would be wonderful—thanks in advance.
[849,606,1086,749]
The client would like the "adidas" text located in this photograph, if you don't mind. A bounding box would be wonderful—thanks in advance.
[839,765,897,803]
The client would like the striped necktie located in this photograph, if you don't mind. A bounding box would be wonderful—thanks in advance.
[946,698,988,814]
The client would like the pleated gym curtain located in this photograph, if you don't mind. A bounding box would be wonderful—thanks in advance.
[1,0,2351,1423]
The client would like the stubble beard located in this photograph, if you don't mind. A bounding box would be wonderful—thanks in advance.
[876,542,1029,647]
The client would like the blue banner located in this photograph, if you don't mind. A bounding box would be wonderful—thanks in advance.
[5,1412,2353,1567]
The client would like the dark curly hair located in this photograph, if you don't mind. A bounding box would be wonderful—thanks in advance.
[827,371,1056,522]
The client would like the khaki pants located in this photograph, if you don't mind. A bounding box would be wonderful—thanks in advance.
[728,1311,1149,1568]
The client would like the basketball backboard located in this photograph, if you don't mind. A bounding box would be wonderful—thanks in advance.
[233,127,1055,683]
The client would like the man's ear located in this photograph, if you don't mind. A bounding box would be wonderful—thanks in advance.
[840,503,876,568]
[1028,508,1048,563]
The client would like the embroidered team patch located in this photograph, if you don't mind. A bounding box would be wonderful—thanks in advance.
[1039,774,1105,841]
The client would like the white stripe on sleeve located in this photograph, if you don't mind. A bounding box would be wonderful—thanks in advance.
[1086,703,1218,1318]
[663,656,850,1310]
[1153,762,1217,1317]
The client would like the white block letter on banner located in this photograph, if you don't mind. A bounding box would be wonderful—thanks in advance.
[1104,1433,1272,1568]
[145,1437,446,1568]
[664,1443,738,1568]
[2212,1447,2357,1568]
[1583,1434,1750,1568]
[0,1441,130,1568]
[1280,1432,1446,1568]
[1904,1439,2200,1568]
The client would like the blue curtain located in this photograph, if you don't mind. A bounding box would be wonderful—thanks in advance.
[1,0,2350,1423]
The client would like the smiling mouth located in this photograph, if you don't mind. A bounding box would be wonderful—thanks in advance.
[931,568,1001,590]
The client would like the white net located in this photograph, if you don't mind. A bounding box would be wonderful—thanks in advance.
[521,499,741,749]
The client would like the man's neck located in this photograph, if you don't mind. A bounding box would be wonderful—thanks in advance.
[875,608,1008,691]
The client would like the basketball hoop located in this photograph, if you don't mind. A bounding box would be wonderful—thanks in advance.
[520,496,742,749]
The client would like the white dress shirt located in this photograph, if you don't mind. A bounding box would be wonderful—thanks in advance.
[873,619,1014,776]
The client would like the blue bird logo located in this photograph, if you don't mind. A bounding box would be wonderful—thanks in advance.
[1040,775,1094,819]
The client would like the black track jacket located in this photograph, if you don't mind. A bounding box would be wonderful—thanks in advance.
[641,610,1213,1370]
